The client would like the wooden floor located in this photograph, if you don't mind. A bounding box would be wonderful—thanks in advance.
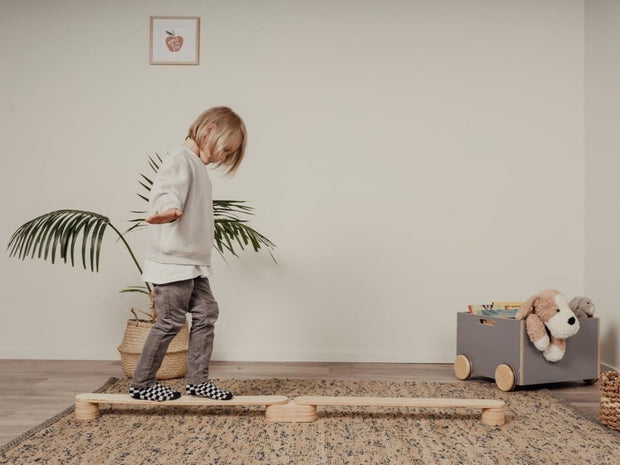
[0,360,603,446]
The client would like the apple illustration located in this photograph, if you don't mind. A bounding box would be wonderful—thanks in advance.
[165,30,184,52]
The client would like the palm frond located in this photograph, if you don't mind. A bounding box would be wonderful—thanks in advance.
[147,154,162,173]
[125,219,147,234]
[214,219,276,257]
[120,285,151,295]
[7,210,110,272]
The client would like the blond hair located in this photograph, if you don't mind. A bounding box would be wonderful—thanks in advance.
[186,106,247,175]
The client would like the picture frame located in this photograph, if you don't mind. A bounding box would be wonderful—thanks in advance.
[150,16,200,65]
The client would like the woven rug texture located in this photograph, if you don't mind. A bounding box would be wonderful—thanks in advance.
[2,377,620,465]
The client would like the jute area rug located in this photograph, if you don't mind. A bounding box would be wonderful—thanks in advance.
[2,377,620,465]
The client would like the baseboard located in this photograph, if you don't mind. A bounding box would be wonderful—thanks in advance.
[0,347,457,363]
[3,346,614,368]
[210,349,456,364]
[601,361,619,372]
[0,347,118,360]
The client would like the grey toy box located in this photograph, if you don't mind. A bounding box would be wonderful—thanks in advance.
[455,312,599,389]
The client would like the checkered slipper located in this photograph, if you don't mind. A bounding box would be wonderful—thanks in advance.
[186,381,233,400]
[129,382,181,401]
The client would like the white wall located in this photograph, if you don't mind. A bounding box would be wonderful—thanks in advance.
[585,0,620,370]
[0,0,586,363]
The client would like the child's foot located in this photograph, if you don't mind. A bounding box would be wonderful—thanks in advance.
[186,381,233,400]
[129,382,181,401]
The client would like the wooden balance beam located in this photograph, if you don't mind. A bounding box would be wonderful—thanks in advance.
[74,393,289,420]
[265,396,506,426]
[75,394,506,426]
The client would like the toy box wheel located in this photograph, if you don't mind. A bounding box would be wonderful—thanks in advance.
[494,364,516,391]
[454,355,472,380]
[583,378,599,385]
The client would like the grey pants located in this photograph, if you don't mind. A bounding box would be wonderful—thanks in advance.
[131,277,219,388]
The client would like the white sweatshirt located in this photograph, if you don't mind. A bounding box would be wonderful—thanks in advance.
[145,146,214,266]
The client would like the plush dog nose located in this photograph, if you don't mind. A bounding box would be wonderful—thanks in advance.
[568,317,576,325]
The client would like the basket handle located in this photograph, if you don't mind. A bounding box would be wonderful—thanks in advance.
[130,307,155,324]
[149,291,158,321]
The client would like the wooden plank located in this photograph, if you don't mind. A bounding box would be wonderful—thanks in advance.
[295,396,505,409]
[76,393,288,406]
[291,396,506,426]
[74,394,290,420]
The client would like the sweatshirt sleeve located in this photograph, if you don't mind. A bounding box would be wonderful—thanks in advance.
[148,154,190,216]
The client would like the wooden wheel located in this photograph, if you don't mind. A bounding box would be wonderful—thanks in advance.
[454,355,472,380]
[494,364,516,392]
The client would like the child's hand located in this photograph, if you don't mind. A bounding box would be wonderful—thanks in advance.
[146,209,183,224]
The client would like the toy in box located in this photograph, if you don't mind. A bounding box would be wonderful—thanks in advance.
[454,312,600,391]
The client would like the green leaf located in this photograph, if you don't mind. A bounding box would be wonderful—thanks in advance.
[60,212,82,264]
[94,221,107,272]
[148,155,162,173]
[7,210,112,272]
[120,284,151,295]
[69,215,91,267]
[140,174,153,186]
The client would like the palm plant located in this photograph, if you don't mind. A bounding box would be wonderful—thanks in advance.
[7,153,275,300]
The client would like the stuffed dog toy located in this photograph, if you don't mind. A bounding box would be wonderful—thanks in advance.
[515,289,580,362]
[568,296,596,319]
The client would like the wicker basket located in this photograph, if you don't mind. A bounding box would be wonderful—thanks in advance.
[118,308,189,380]
[599,371,620,431]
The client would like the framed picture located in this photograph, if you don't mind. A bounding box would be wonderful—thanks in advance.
[150,16,200,65]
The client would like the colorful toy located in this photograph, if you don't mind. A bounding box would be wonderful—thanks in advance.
[515,289,579,362]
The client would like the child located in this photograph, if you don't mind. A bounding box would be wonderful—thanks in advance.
[129,106,247,401]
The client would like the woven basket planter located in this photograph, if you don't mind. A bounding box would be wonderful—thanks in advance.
[118,308,189,380]
[599,371,620,431]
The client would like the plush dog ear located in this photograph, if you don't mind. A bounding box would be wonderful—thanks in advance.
[516,294,538,320]
[568,296,581,310]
